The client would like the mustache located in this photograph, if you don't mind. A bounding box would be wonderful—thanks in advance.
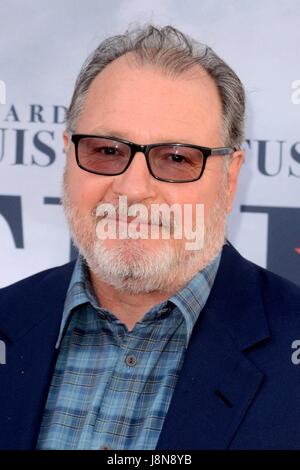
[93,202,175,228]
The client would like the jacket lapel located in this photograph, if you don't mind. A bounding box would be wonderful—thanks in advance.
[0,260,75,449]
[156,244,270,449]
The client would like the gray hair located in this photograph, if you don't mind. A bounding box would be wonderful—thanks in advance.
[66,24,245,149]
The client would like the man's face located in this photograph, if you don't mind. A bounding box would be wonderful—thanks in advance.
[63,54,243,293]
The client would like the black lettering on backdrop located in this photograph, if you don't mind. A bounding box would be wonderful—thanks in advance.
[241,205,300,285]
[43,197,78,260]
[53,106,67,124]
[257,140,284,176]
[0,128,7,162]
[13,129,28,165]
[0,195,23,248]
[4,105,20,122]
[245,139,300,177]
[1,104,67,124]
[289,142,300,177]
[32,131,55,166]
[30,104,45,123]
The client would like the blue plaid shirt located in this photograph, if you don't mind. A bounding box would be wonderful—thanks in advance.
[37,251,221,450]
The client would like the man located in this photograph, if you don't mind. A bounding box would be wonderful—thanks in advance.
[0,24,300,450]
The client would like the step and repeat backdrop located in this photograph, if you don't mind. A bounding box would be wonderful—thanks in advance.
[0,0,299,287]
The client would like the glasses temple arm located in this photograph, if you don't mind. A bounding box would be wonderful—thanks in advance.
[210,147,237,156]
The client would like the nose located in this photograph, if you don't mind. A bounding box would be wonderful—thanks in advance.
[110,151,156,202]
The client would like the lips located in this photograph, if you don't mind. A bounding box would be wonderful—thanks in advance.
[117,215,141,223]
[106,214,160,226]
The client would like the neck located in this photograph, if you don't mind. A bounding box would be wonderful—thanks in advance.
[89,270,174,331]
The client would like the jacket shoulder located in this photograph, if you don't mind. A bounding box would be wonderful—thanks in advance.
[0,260,76,304]
[250,258,300,311]
[221,244,300,327]
[223,243,300,304]
[234,251,300,337]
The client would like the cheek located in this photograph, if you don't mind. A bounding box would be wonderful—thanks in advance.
[65,160,110,211]
[167,183,213,208]
[165,174,226,225]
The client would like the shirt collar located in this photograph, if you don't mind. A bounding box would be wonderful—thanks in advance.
[169,252,221,345]
[55,255,97,348]
[56,250,221,349]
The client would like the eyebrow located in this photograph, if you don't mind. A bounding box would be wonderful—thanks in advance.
[90,127,130,140]
[88,127,192,145]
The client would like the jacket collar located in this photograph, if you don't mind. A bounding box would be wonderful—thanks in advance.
[205,242,270,351]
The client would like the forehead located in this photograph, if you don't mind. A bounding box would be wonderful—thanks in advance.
[76,53,223,146]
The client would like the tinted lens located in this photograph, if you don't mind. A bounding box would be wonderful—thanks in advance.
[149,145,204,181]
[77,137,131,175]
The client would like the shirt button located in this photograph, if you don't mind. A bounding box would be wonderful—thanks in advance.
[125,354,137,367]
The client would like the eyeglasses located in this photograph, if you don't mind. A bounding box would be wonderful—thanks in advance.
[71,133,235,183]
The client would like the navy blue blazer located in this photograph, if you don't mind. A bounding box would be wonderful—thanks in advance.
[1,244,300,450]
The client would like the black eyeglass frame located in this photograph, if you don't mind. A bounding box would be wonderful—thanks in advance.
[71,133,236,183]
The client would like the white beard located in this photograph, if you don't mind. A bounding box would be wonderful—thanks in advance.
[62,172,228,294]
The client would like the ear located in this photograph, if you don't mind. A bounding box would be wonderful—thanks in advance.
[226,149,244,213]
[63,130,71,156]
